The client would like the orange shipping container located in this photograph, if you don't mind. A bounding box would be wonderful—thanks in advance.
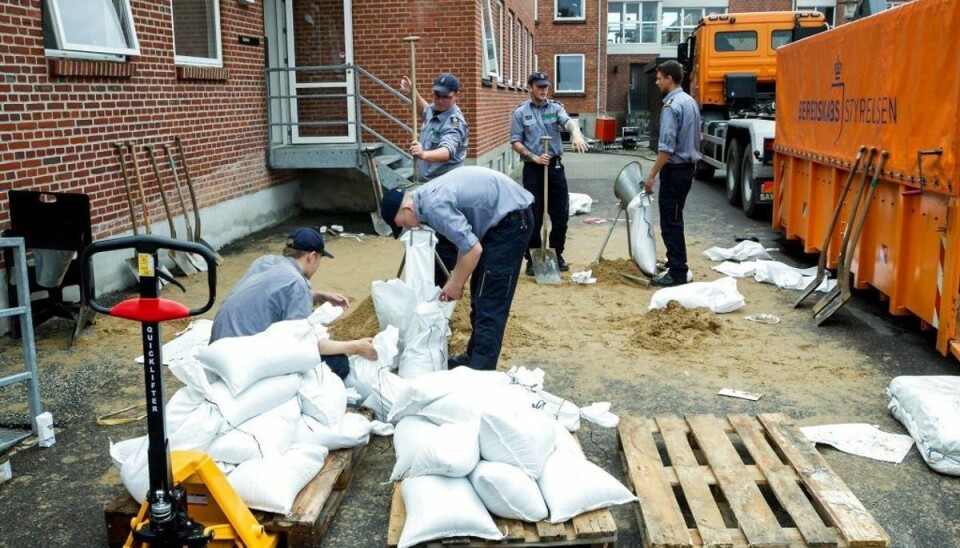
[773,0,960,358]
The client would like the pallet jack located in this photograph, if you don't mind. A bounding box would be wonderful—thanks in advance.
[81,236,278,547]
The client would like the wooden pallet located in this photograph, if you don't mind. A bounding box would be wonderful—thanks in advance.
[104,442,368,548]
[617,413,890,548]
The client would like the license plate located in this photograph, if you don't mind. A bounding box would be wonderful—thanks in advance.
[760,180,774,202]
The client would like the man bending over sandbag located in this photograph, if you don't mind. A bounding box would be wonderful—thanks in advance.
[210,227,377,377]
[380,166,534,371]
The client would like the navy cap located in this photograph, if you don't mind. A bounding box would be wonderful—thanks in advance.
[379,188,405,239]
[286,228,334,258]
[527,71,550,86]
[432,73,460,95]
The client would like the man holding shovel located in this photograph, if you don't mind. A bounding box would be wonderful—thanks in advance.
[380,166,534,371]
[210,228,376,378]
[511,71,589,277]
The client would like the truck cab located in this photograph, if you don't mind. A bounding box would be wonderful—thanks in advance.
[678,11,827,217]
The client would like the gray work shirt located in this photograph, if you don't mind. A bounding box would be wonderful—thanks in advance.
[510,99,570,157]
[412,166,534,253]
[658,87,703,164]
[210,255,312,342]
[419,103,468,182]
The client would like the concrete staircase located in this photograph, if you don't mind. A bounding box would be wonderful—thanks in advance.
[268,142,413,190]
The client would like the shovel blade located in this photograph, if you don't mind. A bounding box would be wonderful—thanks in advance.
[793,273,825,308]
[814,292,850,325]
[168,250,198,276]
[811,285,841,315]
[530,249,561,284]
[371,212,393,237]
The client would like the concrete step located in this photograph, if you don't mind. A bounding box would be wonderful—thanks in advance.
[377,154,404,168]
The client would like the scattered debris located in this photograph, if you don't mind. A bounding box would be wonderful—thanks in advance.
[801,423,914,464]
[745,313,781,325]
[717,388,762,401]
[571,270,596,285]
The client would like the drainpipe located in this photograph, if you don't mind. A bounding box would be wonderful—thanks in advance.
[596,0,602,119]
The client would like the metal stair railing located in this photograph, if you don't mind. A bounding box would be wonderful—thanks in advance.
[0,237,43,452]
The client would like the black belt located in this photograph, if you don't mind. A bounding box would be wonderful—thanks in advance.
[496,208,528,230]
[524,157,563,166]
[663,162,695,168]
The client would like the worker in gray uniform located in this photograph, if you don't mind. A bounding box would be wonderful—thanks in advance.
[210,228,377,378]
[511,71,589,276]
[643,60,702,287]
[400,72,469,284]
[380,166,534,371]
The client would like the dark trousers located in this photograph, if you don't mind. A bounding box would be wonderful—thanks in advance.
[465,208,534,371]
[323,353,350,380]
[658,163,695,279]
[435,233,458,286]
[522,159,569,257]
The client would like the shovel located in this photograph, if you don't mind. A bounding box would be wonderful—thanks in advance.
[794,145,867,308]
[114,143,144,282]
[163,144,207,272]
[175,137,225,265]
[814,150,889,324]
[363,147,395,237]
[145,144,199,276]
[127,142,179,290]
[530,136,561,284]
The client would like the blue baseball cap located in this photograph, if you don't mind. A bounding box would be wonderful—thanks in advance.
[286,228,334,258]
[379,188,405,239]
[432,73,460,95]
[528,71,550,86]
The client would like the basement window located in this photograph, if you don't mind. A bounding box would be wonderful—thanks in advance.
[173,0,223,67]
[42,0,140,57]
[554,54,585,93]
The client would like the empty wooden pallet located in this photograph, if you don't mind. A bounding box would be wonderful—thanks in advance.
[617,413,889,548]
[104,443,368,547]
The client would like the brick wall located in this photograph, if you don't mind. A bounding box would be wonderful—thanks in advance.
[606,53,657,113]
[728,0,792,12]
[0,0,293,241]
[534,0,606,118]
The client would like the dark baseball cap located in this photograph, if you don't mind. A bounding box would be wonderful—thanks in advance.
[286,228,334,258]
[379,188,405,239]
[432,73,460,95]
[528,71,550,86]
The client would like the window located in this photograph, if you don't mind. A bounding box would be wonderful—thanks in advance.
[173,0,222,66]
[886,1,906,8]
[661,7,723,45]
[796,1,836,26]
[516,20,522,86]
[527,31,533,87]
[714,31,756,52]
[607,2,658,44]
[481,0,500,79]
[554,54,585,93]
[508,12,515,84]
[556,0,586,20]
[42,0,140,56]
[771,29,793,49]
[498,1,505,80]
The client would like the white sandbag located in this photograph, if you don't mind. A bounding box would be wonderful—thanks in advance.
[526,390,581,432]
[228,443,329,515]
[310,302,344,325]
[391,416,480,480]
[360,370,409,422]
[703,240,773,262]
[399,300,451,380]
[537,451,637,523]
[416,384,531,425]
[569,193,593,215]
[480,407,556,479]
[110,436,150,504]
[135,319,213,364]
[293,413,372,450]
[626,192,658,277]
[206,398,301,464]
[299,363,347,428]
[371,279,418,339]
[753,261,818,290]
[552,422,584,457]
[402,228,439,303]
[210,374,301,427]
[507,365,545,392]
[711,260,758,278]
[580,402,620,428]
[388,367,512,423]
[469,460,548,521]
[197,319,323,396]
[165,387,225,450]
[887,376,960,476]
[398,476,504,548]
[648,276,745,314]
[344,326,401,399]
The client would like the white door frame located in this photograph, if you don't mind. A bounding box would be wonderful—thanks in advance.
[284,0,356,144]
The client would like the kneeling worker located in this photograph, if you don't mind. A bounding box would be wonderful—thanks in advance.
[210,227,377,378]
[380,166,534,371]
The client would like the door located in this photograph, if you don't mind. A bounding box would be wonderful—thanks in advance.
[285,0,355,143]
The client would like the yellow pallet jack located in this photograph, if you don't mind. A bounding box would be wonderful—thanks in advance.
[81,236,278,547]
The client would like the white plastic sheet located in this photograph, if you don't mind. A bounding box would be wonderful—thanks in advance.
[648,276,745,313]
[703,240,774,262]
[800,423,914,464]
[569,193,594,216]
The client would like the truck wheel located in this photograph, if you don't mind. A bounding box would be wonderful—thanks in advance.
[694,161,715,181]
[726,141,741,206]
[740,145,762,218]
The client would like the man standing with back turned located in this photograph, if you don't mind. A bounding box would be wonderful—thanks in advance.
[511,71,589,276]
[644,60,702,287]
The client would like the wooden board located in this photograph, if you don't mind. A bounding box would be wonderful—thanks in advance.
[103,443,368,548]
[618,414,890,548]
[386,432,617,548]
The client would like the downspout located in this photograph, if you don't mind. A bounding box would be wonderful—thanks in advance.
[596,0,602,118]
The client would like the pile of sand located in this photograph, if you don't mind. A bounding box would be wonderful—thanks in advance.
[591,257,649,286]
[631,301,726,353]
[328,296,379,341]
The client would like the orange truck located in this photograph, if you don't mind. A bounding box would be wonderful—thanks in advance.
[774,0,960,359]
[678,11,828,217]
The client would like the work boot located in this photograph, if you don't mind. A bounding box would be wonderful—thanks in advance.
[525,261,535,276]
[650,271,687,287]
[556,254,570,272]
[448,353,471,368]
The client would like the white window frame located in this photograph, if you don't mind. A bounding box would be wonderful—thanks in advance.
[886,1,906,8]
[508,11,515,85]
[607,1,659,45]
[44,0,140,57]
[172,0,223,67]
[554,53,585,93]
[498,0,505,80]
[516,19,522,87]
[555,0,587,21]
[526,31,533,89]
[794,0,837,26]
[481,0,500,79]
[660,5,724,45]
